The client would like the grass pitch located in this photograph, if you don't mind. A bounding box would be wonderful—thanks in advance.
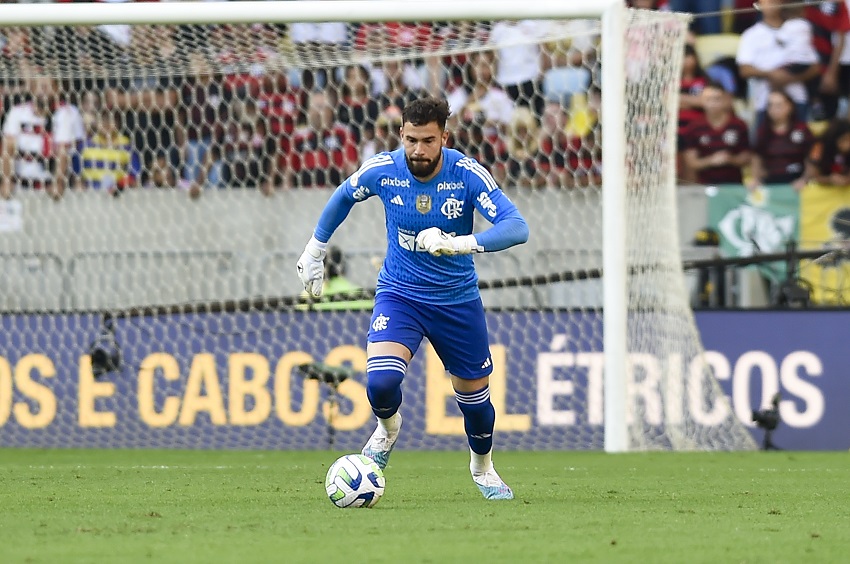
[1,449,847,563]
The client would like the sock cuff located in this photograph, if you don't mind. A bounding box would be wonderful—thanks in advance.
[367,355,408,375]
[455,385,490,405]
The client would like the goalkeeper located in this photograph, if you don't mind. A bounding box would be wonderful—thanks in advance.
[297,97,528,500]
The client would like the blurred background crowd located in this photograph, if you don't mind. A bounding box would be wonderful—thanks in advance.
[1,0,850,200]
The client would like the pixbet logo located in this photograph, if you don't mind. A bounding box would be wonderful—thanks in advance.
[437,181,464,191]
[381,177,411,188]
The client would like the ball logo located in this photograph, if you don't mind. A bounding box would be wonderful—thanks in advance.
[722,129,739,146]
[437,181,464,191]
[791,130,805,144]
[440,197,464,219]
[380,177,411,188]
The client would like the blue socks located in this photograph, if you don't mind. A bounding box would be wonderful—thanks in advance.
[455,385,495,455]
[366,356,407,418]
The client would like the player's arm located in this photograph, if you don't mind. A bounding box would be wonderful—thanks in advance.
[296,158,382,296]
[468,188,529,252]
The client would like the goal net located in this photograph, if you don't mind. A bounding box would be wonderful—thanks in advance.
[0,4,756,451]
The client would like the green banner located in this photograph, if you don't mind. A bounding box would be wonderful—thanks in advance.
[707,184,800,284]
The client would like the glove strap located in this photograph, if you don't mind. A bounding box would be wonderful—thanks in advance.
[455,234,484,254]
[307,235,328,258]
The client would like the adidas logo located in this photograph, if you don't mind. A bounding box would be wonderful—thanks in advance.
[480,358,491,369]
[390,195,404,206]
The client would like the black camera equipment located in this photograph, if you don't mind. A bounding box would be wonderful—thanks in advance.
[752,392,781,450]
[88,316,122,378]
[297,362,359,449]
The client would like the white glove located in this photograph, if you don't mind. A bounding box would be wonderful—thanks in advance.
[296,236,327,297]
[415,227,482,256]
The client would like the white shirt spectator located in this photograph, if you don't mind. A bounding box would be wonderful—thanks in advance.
[3,102,84,183]
[446,86,515,127]
[289,23,348,45]
[737,21,809,112]
[489,20,549,87]
[778,18,819,66]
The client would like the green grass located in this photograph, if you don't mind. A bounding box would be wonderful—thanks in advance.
[0,450,848,563]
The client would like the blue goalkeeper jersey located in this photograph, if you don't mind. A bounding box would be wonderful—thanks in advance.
[316,147,526,305]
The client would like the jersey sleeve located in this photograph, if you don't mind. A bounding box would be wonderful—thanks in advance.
[457,156,529,251]
[313,153,394,243]
[336,152,394,202]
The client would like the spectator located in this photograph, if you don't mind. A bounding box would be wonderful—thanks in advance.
[119,88,182,185]
[75,108,141,194]
[353,22,442,94]
[679,45,709,136]
[628,0,670,10]
[737,0,820,127]
[540,44,592,106]
[446,51,514,133]
[218,113,277,192]
[748,89,814,191]
[1,74,85,200]
[667,0,722,35]
[257,70,304,138]
[288,20,349,90]
[501,106,544,188]
[488,19,547,117]
[682,81,751,185]
[78,90,102,139]
[805,118,850,187]
[450,112,507,176]
[284,89,359,188]
[566,128,603,188]
[214,23,278,99]
[144,150,176,189]
[566,87,599,138]
[130,25,185,88]
[376,59,423,112]
[180,52,230,187]
[362,105,402,160]
[803,0,850,122]
[537,100,572,187]
[337,64,380,144]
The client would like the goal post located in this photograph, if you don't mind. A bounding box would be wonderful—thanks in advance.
[0,1,757,452]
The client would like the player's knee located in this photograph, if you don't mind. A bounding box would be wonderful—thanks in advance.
[366,355,407,409]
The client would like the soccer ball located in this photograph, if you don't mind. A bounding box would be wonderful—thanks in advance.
[325,454,386,508]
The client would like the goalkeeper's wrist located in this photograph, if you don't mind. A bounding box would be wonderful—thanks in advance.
[306,235,328,258]
[454,234,484,254]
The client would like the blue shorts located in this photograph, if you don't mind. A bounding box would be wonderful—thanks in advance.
[367,291,493,380]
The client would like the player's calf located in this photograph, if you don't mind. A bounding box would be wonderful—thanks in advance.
[361,355,406,470]
[455,385,513,499]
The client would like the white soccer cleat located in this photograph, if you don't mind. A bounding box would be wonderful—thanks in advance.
[472,467,514,500]
[361,414,402,470]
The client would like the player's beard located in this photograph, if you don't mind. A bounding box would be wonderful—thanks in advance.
[405,152,441,179]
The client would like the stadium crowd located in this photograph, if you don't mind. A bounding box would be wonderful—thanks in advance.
[1,0,850,199]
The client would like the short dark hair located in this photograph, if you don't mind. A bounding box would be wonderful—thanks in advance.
[402,97,450,130]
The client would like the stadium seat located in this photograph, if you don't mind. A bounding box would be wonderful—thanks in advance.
[694,33,740,67]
